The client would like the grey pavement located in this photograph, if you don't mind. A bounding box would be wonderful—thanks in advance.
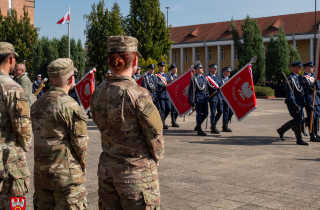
[25,98,320,209]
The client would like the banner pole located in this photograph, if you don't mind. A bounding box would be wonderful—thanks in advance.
[68,5,70,58]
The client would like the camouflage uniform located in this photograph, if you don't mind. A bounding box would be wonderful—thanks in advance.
[31,58,89,210]
[90,36,164,210]
[0,42,31,209]
[14,73,33,107]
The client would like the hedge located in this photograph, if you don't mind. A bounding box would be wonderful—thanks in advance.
[254,86,275,97]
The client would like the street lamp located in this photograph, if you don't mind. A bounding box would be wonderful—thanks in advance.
[165,7,170,28]
[314,0,317,63]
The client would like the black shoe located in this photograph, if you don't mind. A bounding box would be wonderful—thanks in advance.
[163,123,169,129]
[277,128,285,141]
[315,120,320,139]
[277,120,294,141]
[222,123,232,132]
[194,125,199,131]
[310,121,320,142]
[197,130,207,136]
[171,117,180,127]
[211,123,220,134]
[294,124,309,146]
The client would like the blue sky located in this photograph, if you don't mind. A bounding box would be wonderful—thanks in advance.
[35,0,319,45]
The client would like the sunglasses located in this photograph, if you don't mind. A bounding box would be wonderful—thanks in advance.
[14,68,23,71]
[67,73,77,81]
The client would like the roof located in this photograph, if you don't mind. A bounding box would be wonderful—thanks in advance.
[170,11,320,44]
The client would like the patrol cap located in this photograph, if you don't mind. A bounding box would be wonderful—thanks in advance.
[158,61,165,66]
[107,36,142,57]
[302,62,314,68]
[105,69,112,74]
[194,62,204,69]
[147,64,156,69]
[222,67,231,72]
[170,64,177,70]
[47,58,75,77]
[209,63,218,69]
[137,65,141,70]
[291,61,303,68]
[0,42,19,57]
[37,74,41,77]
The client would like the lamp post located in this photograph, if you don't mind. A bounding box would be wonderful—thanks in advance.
[315,0,317,63]
[165,7,170,28]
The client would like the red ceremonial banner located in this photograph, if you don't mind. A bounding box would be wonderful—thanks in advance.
[220,64,257,121]
[315,33,320,81]
[136,75,144,86]
[166,67,194,116]
[11,197,26,210]
[75,70,96,112]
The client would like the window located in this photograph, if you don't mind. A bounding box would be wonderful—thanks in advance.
[234,47,238,60]
[185,50,189,62]
[208,49,212,61]
[196,50,200,61]
[221,48,225,61]
[174,51,177,63]
[9,0,12,15]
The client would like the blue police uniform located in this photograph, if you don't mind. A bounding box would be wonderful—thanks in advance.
[277,61,309,145]
[188,63,209,136]
[32,78,44,99]
[170,65,180,127]
[207,64,223,133]
[69,77,80,105]
[142,64,159,109]
[220,67,233,132]
[156,61,171,129]
[133,65,142,81]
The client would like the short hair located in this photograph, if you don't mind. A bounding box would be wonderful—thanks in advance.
[0,53,13,65]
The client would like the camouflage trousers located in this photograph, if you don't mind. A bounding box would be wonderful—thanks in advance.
[33,184,87,210]
[0,175,30,210]
[98,178,160,210]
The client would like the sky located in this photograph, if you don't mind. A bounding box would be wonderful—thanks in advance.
[35,0,319,45]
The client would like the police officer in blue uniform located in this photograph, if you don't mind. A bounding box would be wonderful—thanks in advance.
[188,62,209,136]
[302,62,320,142]
[32,74,44,99]
[277,61,310,145]
[142,64,159,109]
[105,69,112,78]
[133,65,142,81]
[156,61,171,129]
[169,64,179,127]
[220,67,233,132]
[207,63,223,134]
[68,68,80,105]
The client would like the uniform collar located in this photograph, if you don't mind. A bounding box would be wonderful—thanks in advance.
[305,72,311,76]
[210,73,215,77]
[106,75,136,83]
[14,73,25,80]
[49,86,68,95]
[196,73,202,76]
[292,72,299,77]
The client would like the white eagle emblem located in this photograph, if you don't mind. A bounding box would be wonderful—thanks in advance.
[85,83,91,96]
[238,82,254,100]
[11,198,25,208]
[183,85,189,98]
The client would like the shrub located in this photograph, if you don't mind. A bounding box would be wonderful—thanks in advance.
[254,86,275,97]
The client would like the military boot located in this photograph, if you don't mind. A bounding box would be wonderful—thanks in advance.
[294,124,309,145]
[222,123,232,132]
[277,120,294,141]
[197,127,207,136]
[194,125,199,131]
[171,116,180,127]
[310,121,320,142]
[315,120,320,139]
[211,123,220,134]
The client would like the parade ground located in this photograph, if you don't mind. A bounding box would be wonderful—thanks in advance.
[25,98,320,210]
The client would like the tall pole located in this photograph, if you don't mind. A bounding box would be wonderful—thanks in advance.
[165,7,170,28]
[315,0,317,63]
[68,5,70,58]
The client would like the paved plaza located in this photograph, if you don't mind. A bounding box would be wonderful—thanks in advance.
[25,98,320,209]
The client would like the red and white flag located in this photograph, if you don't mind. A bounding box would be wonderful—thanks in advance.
[166,67,194,116]
[136,73,147,86]
[220,64,257,121]
[315,32,320,80]
[206,76,219,89]
[75,69,96,112]
[11,197,26,210]
[57,10,70,24]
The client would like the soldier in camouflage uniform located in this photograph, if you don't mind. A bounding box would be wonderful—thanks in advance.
[90,36,165,210]
[31,58,89,209]
[0,42,31,209]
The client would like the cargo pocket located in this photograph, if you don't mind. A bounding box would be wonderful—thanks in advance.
[142,190,160,210]
[7,157,30,197]
[10,176,30,197]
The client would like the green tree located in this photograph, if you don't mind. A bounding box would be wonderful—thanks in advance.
[265,35,277,80]
[0,7,38,77]
[84,0,125,82]
[276,24,289,80]
[76,39,85,78]
[126,0,172,61]
[288,45,300,69]
[231,15,266,83]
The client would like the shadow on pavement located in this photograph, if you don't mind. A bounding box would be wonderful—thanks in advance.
[296,158,320,162]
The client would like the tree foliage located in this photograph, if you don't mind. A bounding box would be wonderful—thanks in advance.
[33,36,85,80]
[139,55,169,74]
[84,1,125,82]
[231,15,266,83]
[126,0,172,61]
[0,7,38,77]
[288,45,300,69]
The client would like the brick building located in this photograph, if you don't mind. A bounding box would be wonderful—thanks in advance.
[0,0,35,24]
[169,11,320,76]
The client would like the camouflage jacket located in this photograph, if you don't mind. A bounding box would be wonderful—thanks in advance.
[90,75,165,184]
[0,70,31,182]
[31,86,89,190]
[13,73,33,107]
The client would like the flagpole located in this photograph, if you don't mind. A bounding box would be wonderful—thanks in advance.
[68,5,70,58]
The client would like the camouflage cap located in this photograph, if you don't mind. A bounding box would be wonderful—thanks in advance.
[47,58,74,77]
[0,42,19,56]
[107,36,142,57]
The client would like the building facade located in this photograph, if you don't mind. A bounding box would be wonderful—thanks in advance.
[0,0,35,24]
[169,11,320,76]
